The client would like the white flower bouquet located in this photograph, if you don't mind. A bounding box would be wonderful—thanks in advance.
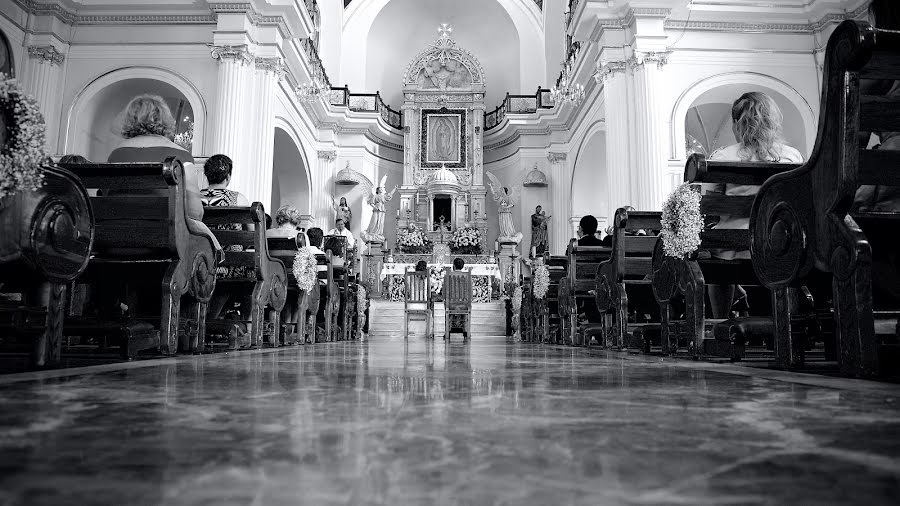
[397,224,433,254]
[0,75,47,200]
[449,224,482,255]
[532,264,550,299]
[660,182,704,258]
[428,265,446,294]
[292,246,317,292]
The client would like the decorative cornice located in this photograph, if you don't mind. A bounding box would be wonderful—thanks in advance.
[664,2,868,35]
[255,57,287,79]
[209,44,254,65]
[317,150,337,161]
[622,7,671,27]
[27,46,65,66]
[77,14,216,25]
[547,152,567,163]
[630,51,670,70]
[594,60,627,83]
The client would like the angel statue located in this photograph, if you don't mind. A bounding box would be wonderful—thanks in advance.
[360,175,399,244]
[486,172,523,244]
[331,196,352,227]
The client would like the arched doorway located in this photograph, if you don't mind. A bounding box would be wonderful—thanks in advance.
[0,29,13,78]
[672,73,815,162]
[65,67,205,162]
[271,127,311,219]
[571,128,608,238]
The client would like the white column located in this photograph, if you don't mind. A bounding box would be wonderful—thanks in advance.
[210,45,254,187]
[629,52,670,211]
[598,60,630,222]
[547,151,568,255]
[23,46,66,153]
[248,57,285,210]
[316,150,337,229]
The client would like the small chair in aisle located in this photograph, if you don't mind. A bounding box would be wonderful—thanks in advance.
[404,270,433,338]
[444,270,472,341]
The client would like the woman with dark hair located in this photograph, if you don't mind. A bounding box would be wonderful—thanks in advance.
[58,154,90,164]
[201,154,250,207]
[415,260,428,272]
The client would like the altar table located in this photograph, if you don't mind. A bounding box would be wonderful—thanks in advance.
[379,262,502,280]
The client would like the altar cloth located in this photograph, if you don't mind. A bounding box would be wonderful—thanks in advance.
[380,262,502,280]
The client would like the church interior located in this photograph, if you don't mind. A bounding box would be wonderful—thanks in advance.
[1,0,900,504]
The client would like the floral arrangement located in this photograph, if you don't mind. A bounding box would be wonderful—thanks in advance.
[532,264,550,299]
[397,224,433,254]
[356,284,367,329]
[472,276,491,303]
[386,275,405,301]
[292,247,317,292]
[511,285,523,340]
[0,75,47,200]
[174,120,194,152]
[449,224,482,255]
[660,182,704,258]
[429,265,446,294]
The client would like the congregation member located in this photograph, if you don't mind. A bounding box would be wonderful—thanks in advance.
[307,227,326,256]
[415,260,428,272]
[576,215,604,246]
[704,91,802,318]
[267,205,304,239]
[453,257,465,271]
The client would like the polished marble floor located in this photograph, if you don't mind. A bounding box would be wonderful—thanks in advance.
[1,336,899,506]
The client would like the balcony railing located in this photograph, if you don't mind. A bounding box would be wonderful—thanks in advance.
[566,0,580,29]
[299,37,331,89]
[484,87,553,132]
[555,41,582,89]
[329,86,403,130]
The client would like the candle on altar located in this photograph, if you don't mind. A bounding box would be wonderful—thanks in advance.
[531,246,536,258]
[494,240,499,252]
[396,209,400,219]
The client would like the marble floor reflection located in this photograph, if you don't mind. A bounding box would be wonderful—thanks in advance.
[1,337,899,506]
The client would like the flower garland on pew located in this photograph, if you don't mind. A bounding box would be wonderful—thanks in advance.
[357,284,367,330]
[0,76,47,199]
[292,246,317,292]
[532,264,550,299]
[512,285,523,341]
[660,182,704,258]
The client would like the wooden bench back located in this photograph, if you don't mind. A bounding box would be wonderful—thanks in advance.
[610,208,661,279]
[61,157,188,258]
[202,203,274,281]
[267,236,300,287]
[444,271,472,311]
[567,239,611,295]
[404,271,430,307]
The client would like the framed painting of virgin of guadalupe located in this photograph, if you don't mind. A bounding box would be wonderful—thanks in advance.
[420,108,467,168]
[0,30,13,78]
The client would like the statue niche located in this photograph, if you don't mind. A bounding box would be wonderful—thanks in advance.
[418,58,472,90]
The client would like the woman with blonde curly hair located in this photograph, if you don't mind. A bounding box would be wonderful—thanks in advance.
[267,205,304,239]
[705,92,802,317]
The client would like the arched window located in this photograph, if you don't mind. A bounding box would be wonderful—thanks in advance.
[0,29,14,78]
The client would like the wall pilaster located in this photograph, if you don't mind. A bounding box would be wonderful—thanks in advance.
[248,57,285,210]
[629,51,670,211]
[316,150,337,229]
[597,60,630,221]
[547,151,568,255]
[210,44,254,193]
[23,45,66,152]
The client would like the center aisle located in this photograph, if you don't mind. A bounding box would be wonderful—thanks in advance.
[367,299,507,338]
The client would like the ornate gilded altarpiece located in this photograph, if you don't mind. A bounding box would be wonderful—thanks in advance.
[398,28,487,249]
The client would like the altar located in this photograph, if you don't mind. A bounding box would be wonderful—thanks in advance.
[380,261,502,303]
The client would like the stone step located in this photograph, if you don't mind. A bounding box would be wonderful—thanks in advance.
[368,300,506,337]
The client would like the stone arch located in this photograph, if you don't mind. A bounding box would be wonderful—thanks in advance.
[0,28,14,78]
[570,120,608,238]
[272,117,313,216]
[670,72,816,161]
[64,66,207,160]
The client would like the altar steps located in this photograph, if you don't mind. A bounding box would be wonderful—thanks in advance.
[367,300,507,338]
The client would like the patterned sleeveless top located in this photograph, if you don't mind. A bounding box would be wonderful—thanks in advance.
[202,188,242,207]
[201,188,250,278]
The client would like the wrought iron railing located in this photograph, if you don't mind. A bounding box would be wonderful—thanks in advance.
[484,87,553,132]
[305,0,319,27]
[328,86,403,130]
[299,37,331,89]
[566,0,580,29]
[555,41,582,89]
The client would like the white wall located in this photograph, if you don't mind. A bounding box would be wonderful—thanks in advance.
[272,127,310,216]
[571,130,608,230]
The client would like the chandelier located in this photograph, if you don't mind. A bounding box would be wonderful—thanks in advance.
[297,67,330,102]
[550,61,584,106]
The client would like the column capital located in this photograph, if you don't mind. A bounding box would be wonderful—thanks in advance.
[255,56,287,80]
[594,60,628,83]
[27,46,65,66]
[317,150,337,161]
[209,44,254,65]
[547,152,567,164]
[629,51,671,70]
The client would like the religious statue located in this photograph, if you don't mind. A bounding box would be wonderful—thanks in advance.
[486,171,523,244]
[531,205,551,256]
[360,175,398,243]
[331,196,352,227]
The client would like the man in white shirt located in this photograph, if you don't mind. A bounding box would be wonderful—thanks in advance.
[306,227,325,256]
[327,218,356,250]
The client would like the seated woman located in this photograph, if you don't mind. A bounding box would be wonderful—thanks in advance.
[267,205,304,239]
[200,154,254,319]
[705,91,803,318]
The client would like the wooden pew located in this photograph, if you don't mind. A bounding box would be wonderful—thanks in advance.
[651,155,807,360]
[565,239,612,346]
[266,236,310,345]
[751,20,900,377]
[60,157,217,356]
[595,209,661,350]
[0,162,94,368]
[314,251,340,342]
[323,235,353,341]
[203,203,287,350]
